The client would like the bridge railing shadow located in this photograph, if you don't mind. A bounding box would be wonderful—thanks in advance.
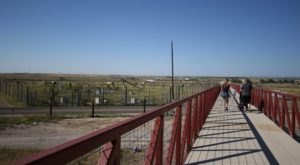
[186,98,279,165]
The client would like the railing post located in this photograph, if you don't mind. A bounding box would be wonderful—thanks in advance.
[204,92,208,119]
[264,91,268,115]
[145,115,164,165]
[269,92,273,119]
[180,100,192,163]
[192,97,198,140]
[269,92,274,122]
[292,98,296,137]
[201,94,205,125]
[197,95,202,133]
[274,94,279,124]
[166,105,182,165]
[155,115,164,165]
[98,137,121,165]
[176,106,182,165]
[282,96,292,136]
[281,95,285,129]
[292,98,300,137]
[186,100,192,153]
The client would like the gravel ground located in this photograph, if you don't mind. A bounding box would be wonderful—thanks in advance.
[0,117,130,149]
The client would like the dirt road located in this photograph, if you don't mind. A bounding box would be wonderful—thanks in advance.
[0,117,131,149]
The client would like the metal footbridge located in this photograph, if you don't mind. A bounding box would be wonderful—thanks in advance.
[17,85,300,165]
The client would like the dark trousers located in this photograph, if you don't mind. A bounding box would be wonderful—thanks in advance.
[241,95,251,108]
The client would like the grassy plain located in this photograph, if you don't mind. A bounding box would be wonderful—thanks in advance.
[0,73,220,107]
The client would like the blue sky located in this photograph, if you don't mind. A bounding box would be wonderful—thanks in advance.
[0,0,299,77]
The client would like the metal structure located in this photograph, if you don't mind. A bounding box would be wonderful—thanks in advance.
[171,41,174,100]
[231,84,300,139]
[17,86,220,165]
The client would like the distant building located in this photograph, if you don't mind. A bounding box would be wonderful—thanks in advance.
[146,79,155,83]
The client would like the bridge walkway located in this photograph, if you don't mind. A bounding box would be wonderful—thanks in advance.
[185,94,300,164]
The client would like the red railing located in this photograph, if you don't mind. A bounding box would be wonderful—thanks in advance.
[231,84,300,139]
[17,86,220,165]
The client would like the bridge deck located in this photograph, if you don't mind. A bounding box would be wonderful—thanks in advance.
[185,95,275,165]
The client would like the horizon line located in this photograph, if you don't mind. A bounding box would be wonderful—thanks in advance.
[0,72,299,79]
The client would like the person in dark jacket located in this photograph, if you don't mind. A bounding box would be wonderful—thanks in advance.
[241,78,253,111]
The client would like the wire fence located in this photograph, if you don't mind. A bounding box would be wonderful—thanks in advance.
[0,78,217,106]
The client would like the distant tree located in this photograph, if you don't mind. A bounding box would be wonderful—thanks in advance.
[283,79,289,83]
[231,79,242,83]
[260,79,266,83]
[266,79,276,83]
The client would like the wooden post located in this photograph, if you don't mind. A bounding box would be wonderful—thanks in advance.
[92,101,95,118]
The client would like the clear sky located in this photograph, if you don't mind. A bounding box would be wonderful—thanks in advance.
[0,0,299,77]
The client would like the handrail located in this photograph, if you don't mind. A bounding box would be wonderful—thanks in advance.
[17,86,221,165]
[231,84,300,139]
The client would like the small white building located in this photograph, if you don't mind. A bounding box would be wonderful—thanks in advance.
[146,79,155,83]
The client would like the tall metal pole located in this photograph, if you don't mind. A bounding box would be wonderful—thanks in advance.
[125,86,127,105]
[50,81,56,119]
[171,41,174,100]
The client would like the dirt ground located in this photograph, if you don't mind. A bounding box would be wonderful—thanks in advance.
[0,117,131,150]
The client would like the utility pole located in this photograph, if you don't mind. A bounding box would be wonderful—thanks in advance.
[124,86,127,105]
[50,81,56,119]
[143,96,146,113]
[171,41,174,100]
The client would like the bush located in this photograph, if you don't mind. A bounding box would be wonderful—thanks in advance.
[231,79,242,83]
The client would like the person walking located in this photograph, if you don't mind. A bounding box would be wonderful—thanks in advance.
[241,78,253,112]
[238,79,246,110]
[220,78,230,111]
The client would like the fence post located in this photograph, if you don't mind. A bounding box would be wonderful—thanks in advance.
[124,86,127,105]
[92,101,95,118]
[5,81,7,95]
[49,97,53,119]
[26,87,29,106]
[143,96,146,113]
[71,90,74,106]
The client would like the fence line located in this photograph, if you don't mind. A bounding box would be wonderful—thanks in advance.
[17,86,220,165]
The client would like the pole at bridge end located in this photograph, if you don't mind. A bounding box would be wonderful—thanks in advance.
[171,41,174,100]
[50,81,56,119]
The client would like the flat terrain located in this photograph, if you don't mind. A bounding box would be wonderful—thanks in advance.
[0,116,132,150]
